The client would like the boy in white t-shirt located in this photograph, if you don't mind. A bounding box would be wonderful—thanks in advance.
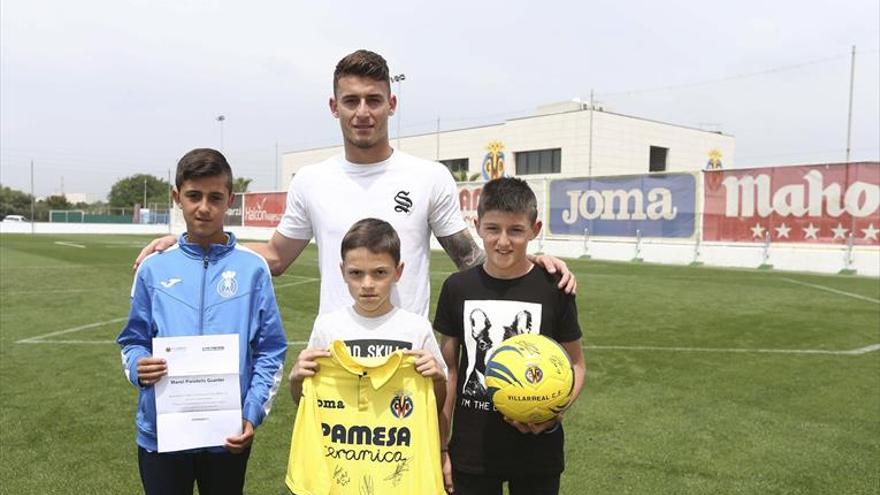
[288,217,447,405]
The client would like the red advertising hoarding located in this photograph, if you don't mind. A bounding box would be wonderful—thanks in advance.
[243,192,286,227]
[703,162,879,245]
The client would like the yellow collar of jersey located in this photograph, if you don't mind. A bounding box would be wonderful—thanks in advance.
[329,340,411,390]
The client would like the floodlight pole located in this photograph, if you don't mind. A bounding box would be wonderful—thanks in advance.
[588,89,595,177]
[845,45,856,163]
[167,169,173,233]
[143,177,148,209]
[391,74,405,149]
[435,117,440,160]
[217,115,226,151]
[30,160,35,233]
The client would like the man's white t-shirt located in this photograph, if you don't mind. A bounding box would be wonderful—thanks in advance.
[277,150,467,316]
[308,306,447,378]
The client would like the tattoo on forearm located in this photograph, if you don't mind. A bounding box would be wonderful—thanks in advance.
[438,231,486,270]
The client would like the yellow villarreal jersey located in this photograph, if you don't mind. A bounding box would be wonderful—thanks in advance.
[285,340,444,495]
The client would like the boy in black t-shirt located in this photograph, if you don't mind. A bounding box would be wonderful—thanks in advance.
[434,177,586,495]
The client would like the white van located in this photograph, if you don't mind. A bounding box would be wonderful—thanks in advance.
[2,215,27,222]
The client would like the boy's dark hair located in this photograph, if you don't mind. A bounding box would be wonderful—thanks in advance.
[341,218,401,265]
[333,50,391,95]
[477,177,538,223]
[175,148,234,193]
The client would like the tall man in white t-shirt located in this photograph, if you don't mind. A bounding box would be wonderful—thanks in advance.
[135,49,576,316]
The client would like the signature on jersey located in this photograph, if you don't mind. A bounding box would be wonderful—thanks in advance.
[333,465,350,487]
[360,475,374,495]
[384,458,411,486]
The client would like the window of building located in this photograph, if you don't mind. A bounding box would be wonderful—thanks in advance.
[440,158,469,173]
[515,148,561,175]
[649,146,668,172]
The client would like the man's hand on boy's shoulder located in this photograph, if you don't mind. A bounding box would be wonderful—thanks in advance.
[133,234,178,271]
[531,254,577,295]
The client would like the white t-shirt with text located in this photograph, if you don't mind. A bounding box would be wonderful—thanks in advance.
[308,306,447,378]
[277,150,466,316]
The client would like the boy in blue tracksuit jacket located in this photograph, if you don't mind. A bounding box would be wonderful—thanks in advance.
[117,148,287,495]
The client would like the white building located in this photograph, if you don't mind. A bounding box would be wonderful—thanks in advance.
[274,103,880,276]
[282,101,735,180]
[63,193,96,204]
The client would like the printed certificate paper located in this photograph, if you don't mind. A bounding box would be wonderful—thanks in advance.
[153,334,241,453]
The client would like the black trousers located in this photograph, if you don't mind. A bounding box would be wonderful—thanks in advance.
[138,447,251,495]
[452,469,561,495]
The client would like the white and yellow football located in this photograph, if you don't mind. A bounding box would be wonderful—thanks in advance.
[485,333,574,424]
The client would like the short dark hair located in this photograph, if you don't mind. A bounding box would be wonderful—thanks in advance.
[477,177,538,223]
[333,49,391,95]
[175,148,233,193]
[340,218,401,265]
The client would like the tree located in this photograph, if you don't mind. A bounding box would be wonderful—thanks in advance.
[44,195,71,210]
[0,184,33,217]
[233,177,253,193]
[108,174,170,208]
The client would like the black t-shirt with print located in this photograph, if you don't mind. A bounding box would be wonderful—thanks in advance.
[433,265,582,476]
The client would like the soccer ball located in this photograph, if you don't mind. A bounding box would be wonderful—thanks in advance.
[485,333,574,424]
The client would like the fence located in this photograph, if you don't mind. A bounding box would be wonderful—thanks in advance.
[456,162,879,275]
[49,207,170,224]
[170,162,880,276]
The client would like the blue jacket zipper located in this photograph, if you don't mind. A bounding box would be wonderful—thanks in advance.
[200,253,208,334]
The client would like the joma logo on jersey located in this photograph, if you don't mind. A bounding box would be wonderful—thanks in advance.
[390,392,414,418]
[394,191,413,214]
[317,399,345,409]
[321,423,412,447]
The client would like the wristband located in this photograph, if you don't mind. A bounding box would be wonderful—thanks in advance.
[543,419,562,434]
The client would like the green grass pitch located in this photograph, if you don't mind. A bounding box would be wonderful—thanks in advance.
[1,234,878,494]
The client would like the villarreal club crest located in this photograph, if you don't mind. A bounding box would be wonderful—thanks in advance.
[390,391,414,419]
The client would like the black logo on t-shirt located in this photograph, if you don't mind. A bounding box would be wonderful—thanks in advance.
[461,301,543,401]
[394,191,413,213]
[343,339,412,358]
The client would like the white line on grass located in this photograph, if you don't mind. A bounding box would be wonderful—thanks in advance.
[15,317,127,344]
[19,339,313,346]
[0,263,129,269]
[16,325,880,357]
[4,287,124,295]
[781,277,880,304]
[274,278,319,289]
[584,343,880,355]
[18,339,118,345]
[54,241,86,249]
[6,279,317,295]
[847,343,880,355]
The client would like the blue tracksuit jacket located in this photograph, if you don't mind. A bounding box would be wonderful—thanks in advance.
[116,232,287,452]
